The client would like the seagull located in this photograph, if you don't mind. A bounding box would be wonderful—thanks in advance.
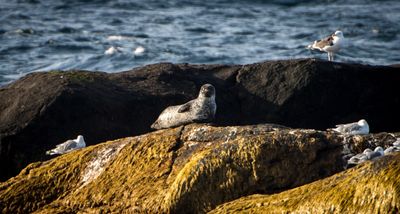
[384,146,400,155]
[393,138,400,147]
[46,135,86,155]
[329,119,369,136]
[347,148,370,165]
[133,46,145,56]
[104,46,123,55]
[348,147,384,165]
[307,30,345,61]
[384,138,400,155]
[367,146,384,159]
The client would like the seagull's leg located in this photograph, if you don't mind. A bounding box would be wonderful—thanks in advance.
[331,53,335,61]
[328,52,332,61]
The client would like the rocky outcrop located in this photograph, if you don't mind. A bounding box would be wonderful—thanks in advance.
[0,125,341,213]
[1,59,400,181]
[1,124,399,213]
[210,152,400,213]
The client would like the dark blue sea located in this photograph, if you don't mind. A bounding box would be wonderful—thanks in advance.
[0,0,399,85]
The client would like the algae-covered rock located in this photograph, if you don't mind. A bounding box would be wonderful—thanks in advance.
[210,152,400,213]
[1,124,348,213]
[1,58,400,181]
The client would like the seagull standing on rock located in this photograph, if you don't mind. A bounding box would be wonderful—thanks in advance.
[329,119,369,136]
[307,31,345,61]
[46,135,86,155]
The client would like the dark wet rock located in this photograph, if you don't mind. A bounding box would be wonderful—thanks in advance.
[1,59,400,180]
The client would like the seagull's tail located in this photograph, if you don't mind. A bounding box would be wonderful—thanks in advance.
[306,41,317,50]
[46,149,58,155]
[326,127,340,132]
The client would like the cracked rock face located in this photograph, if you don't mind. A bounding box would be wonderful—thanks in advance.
[0,124,346,213]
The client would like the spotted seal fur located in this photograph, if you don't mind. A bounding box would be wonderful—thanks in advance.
[151,84,216,129]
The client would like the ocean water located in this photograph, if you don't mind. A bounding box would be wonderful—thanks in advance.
[0,0,399,85]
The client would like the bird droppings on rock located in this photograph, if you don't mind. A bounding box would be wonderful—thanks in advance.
[80,139,129,188]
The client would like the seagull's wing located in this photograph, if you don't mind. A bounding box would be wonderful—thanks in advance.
[55,139,71,147]
[56,140,78,151]
[342,122,362,133]
[311,35,334,50]
[335,123,345,128]
[333,121,360,133]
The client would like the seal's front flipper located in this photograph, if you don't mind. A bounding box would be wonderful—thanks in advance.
[178,103,191,113]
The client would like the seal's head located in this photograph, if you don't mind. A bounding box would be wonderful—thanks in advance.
[199,84,215,98]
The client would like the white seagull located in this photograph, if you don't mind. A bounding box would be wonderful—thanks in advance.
[46,135,86,155]
[307,30,345,61]
[133,46,145,56]
[329,119,369,136]
[348,147,384,165]
[104,46,123,55]
[384,146,400,155]
[384,139,400,155]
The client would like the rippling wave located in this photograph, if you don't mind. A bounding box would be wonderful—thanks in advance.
[0,0,399,85]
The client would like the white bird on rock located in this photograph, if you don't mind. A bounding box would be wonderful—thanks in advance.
[367,146,384,159]
[393,138,400,147]
[384,139,400,155]
[384,146,400,155]
[329,119,369,136]
[348,147,383,165]
[46,135,86,155]
[307,30,345,61]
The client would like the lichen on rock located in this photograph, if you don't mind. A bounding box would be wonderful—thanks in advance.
[210,152,400,213]
[1,124,353,213]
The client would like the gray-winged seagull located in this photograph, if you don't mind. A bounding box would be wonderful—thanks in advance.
[46,135,86,155]
[307,30,345,61]
[329,119,369,136]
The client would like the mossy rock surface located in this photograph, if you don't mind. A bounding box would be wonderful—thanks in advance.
[2,59,400,182]
[210,152,400,213]
[0,124,398,213]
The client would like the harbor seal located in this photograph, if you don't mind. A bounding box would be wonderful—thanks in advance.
[151,84,217,129]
